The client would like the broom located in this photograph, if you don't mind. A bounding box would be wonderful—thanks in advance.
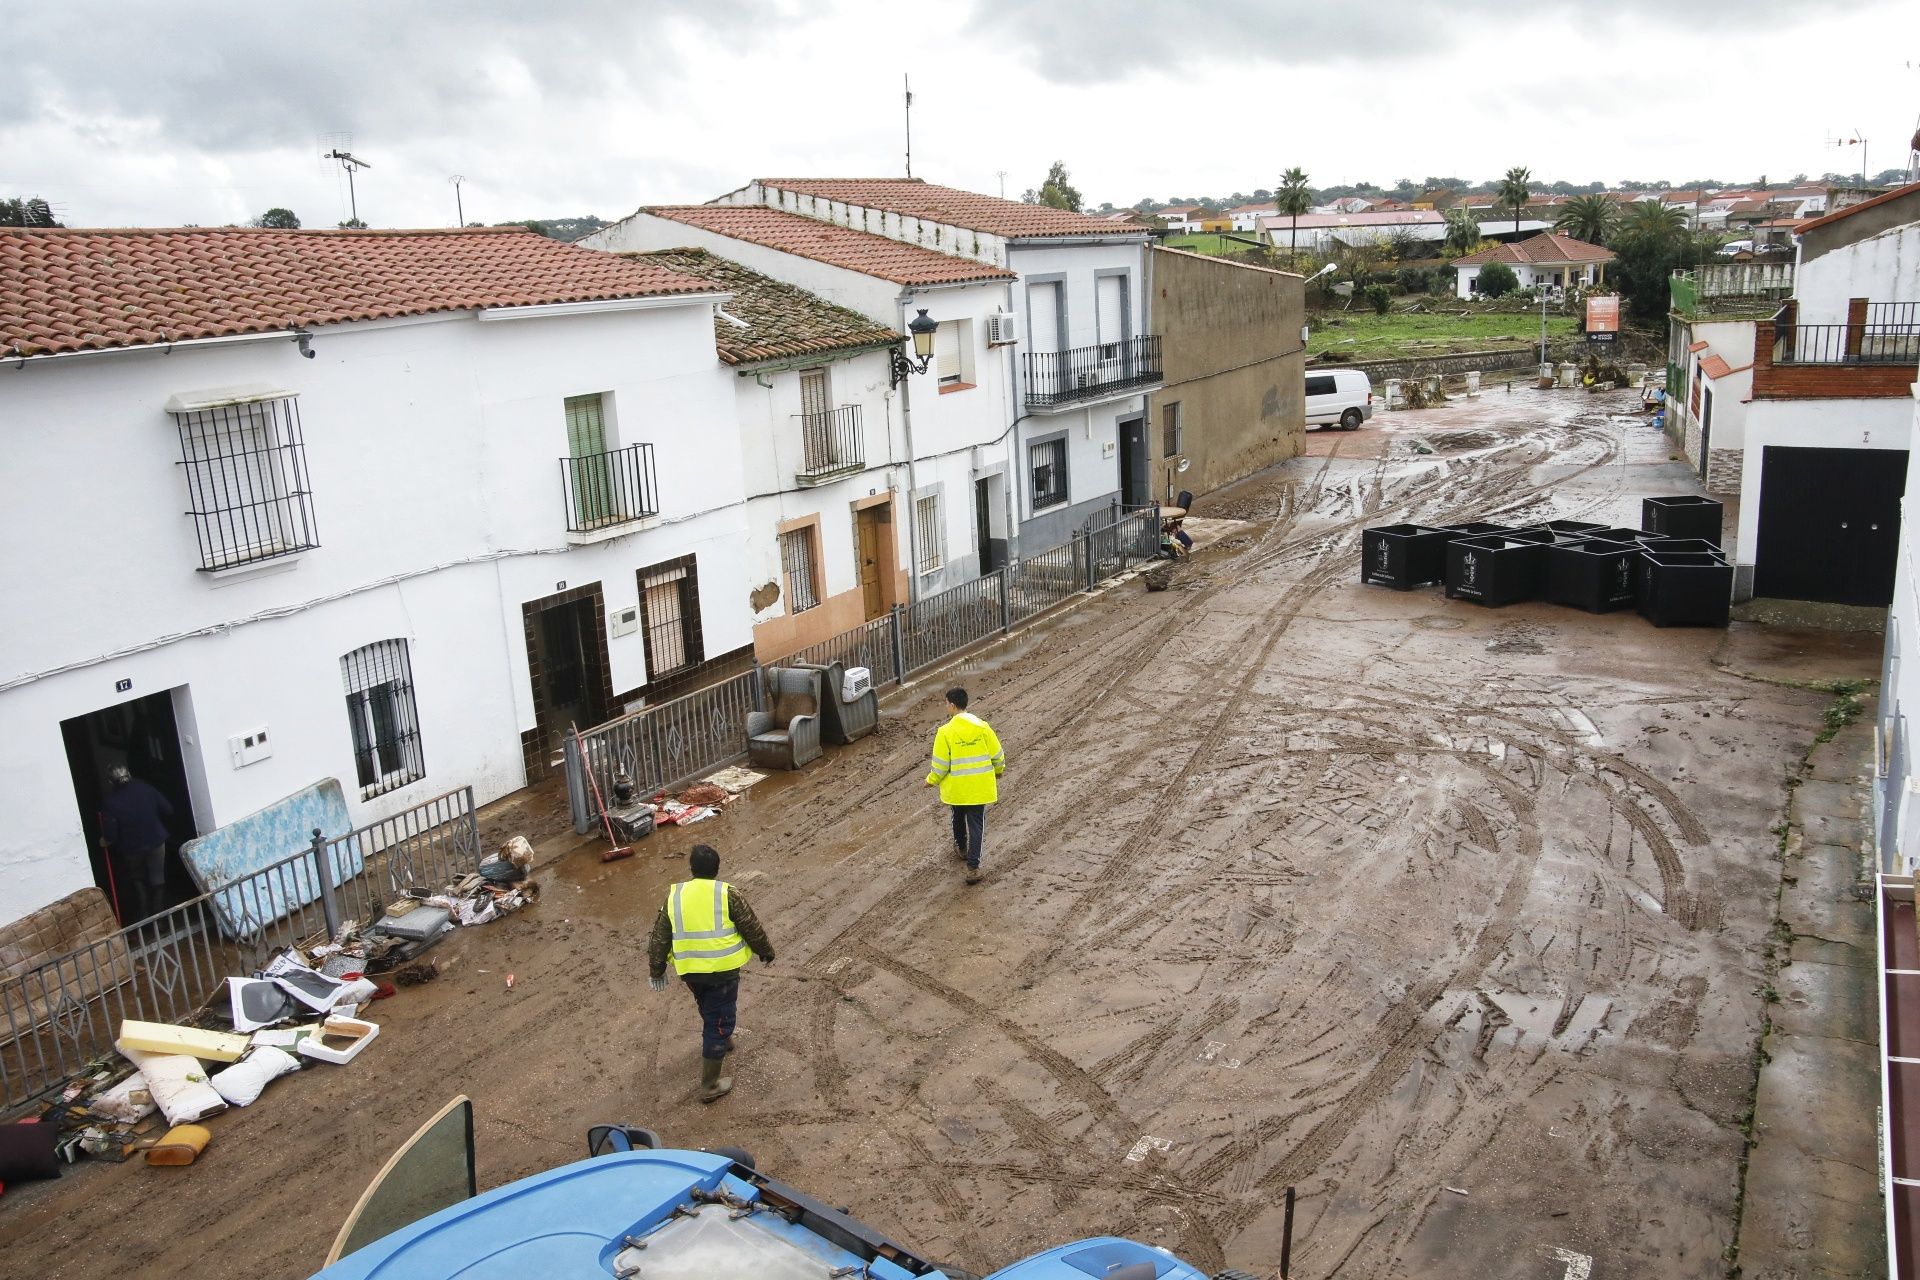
[572,723,633,862]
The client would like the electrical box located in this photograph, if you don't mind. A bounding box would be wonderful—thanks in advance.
[610,605,640,638]
[229,726,272,768]
[1101,441,1116,459]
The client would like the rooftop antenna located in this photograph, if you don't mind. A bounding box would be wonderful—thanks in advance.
[449,174,466,227]
[1826,130,1868,187]
[903,74,913,178]
[997,170,1008,198]
[325,148,372,225]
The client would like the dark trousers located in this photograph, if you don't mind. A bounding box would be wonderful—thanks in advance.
[950,804,986,869]
[111,843,167,924]
[682,972,740,1061]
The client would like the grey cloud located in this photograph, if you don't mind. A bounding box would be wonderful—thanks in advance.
[971,0,1872,81]
[12,2,785,152]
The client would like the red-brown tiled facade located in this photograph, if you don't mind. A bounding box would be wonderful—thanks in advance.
[0,226,715,359]
[642,205,1014,287]
[756,178,1148,239]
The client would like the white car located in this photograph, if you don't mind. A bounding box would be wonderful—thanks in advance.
[1305,368,1375,430]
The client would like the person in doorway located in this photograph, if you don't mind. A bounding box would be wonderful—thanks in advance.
[926,687,1005,885]
[647,844,775,1103]
[99,765,173,924]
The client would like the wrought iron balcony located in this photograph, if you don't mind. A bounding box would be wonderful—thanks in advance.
[559,442,659,533]
[1024,335,1163,410]
[1772,303,1920,366]
[794,405,864,485]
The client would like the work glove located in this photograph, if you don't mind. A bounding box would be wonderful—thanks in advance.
[649,974,668,993]
[760,955,774,966]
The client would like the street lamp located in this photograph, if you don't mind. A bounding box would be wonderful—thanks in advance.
[889,309,939,388]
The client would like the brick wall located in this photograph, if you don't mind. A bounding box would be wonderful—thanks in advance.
[1753,315,1916,400]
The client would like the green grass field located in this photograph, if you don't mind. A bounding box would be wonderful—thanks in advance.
[1163,232,1269,257]
[1306,309,1578,362]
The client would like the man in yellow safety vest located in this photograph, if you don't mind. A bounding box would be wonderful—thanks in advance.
[647,844,775,1102]
[925,686,1006,885]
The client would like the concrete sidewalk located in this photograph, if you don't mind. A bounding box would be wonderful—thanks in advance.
[1735,708,1886,1278]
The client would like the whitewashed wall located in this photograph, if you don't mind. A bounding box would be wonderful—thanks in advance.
[0,302,749,923]
[1795,221,1920,323]
[1876,385,1920,872]
[1735,396,1916,568]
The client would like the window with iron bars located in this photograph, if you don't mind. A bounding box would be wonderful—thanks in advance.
[1162,401,1182,456]
[780,527,821,613]
[341,639,425,798]
[171,394,319,571]
[915,494,943,575]
[639,555,704,681]
[1029,437,1068,510]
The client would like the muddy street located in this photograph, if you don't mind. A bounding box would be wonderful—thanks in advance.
[3,388,1863,1279]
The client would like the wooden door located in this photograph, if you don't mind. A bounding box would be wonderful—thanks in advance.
[856,505,887,619]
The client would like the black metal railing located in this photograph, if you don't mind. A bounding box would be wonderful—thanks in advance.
[560,443,659,532]
[1868,302,1920,329]
[174,396,320,572]
[1024,335,1163,409]
[795,406,864,481]
[1774,322,1920,366]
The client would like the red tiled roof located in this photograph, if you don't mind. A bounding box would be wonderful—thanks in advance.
[755,178,1147,239]
[623,248,901,365]
[1699,354,1733,379]
[642,205,1014,286]
[1689,340,1710,352]
[1795,182,1920,234]
[0,226,714,358]
[1453,232,1615,267]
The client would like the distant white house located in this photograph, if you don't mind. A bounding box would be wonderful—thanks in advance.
[1451,233,1615,298]
[1260,209,1445,255]
[1159,205,1204,232]
[1228,203,1278,232]
[1311,196,1377,215]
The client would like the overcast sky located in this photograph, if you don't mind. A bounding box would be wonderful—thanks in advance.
[7,1,1918,229]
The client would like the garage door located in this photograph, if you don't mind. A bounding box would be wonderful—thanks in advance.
[1754,445,1908,606]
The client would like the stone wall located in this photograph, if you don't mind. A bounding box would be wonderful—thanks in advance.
[1705,448,1742,495]
[1341,343,1583,385]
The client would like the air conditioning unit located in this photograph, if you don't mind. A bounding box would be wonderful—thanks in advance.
[1077,359,1122,389]
[986,312,1020,346]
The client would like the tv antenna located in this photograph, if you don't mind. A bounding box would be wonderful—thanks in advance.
[325,148,372,225]
[903,74,913,178]
[449,174,466,227]
[996,170,1008,198]
[1825,130,1868,187]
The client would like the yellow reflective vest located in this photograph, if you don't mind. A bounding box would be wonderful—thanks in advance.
[666,878,751,975]
[926,712,1005,805]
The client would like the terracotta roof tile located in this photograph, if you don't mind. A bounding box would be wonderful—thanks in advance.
[0,226,713,358]
[1699,355,1733,379]
[755,178,1146,239]
[643,205,1014,287]
[1453,232,1615,267]
[624,248,901,366]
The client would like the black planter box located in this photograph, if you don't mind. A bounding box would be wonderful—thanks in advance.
[1362,523,1454,589]
[1584,527,1651,545]
[1446,535,1548,606]
[1545,539,1640,613]
[1636,537,1727,558]
[1639,552,1734,627]
[1634,546,1725,608]
[1641,495,1724,545]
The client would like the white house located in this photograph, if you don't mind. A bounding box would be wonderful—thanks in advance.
[1229,203,1278,232]
[0,227,755,927]
[581,201,1020,606]
[1664,262,1797,493]
[615,248,911,660]
[1260,209,1445,256]
[701,179,1163,555]
[1451,233,1615,299]
[1158,205,1204,232]
[1731,183,1920,604]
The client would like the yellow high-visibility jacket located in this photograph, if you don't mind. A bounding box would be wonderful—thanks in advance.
[666,878,751,975]
[926,712,1005,805]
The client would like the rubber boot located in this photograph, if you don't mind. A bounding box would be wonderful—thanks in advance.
[699,1056,733,1104]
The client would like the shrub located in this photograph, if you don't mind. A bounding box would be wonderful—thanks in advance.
[1365,284,1393,315]
[1428,264,1458,294]
[1477,261,1519,298]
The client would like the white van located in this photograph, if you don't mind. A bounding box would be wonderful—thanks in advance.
[1304,368,1375,430]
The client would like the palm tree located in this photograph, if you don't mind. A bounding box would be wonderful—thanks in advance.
[1443,207,1481,255]
[1620,200,1686,246]
[1497,166,1532,237]
[1276,167,1312,265]
[1552,194,1617,246]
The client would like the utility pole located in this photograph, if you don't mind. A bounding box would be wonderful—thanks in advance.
[903,74,913,178]
[325,149,371,225]
[449,175,465,227]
